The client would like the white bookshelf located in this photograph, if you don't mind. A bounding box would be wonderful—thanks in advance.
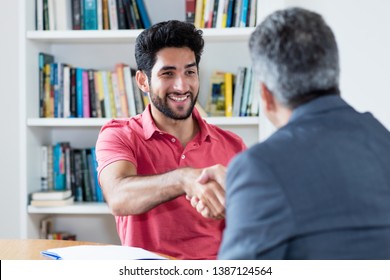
[20,0,278,244]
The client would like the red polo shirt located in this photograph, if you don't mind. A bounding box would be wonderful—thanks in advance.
[96,105,246,259]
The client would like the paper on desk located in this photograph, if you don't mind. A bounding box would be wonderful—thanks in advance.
[41,245,168,260]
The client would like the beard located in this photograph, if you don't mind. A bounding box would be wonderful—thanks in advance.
[149,89,198,120]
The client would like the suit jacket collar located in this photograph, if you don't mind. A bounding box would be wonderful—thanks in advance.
[289,95,350,124]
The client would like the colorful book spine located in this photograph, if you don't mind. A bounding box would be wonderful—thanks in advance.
[76,68,84,118]
[82,70,90,118]
[135,0,151,28]
[84,0,98,30]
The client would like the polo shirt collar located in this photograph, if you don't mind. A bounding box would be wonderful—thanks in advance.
[141,104,214,142]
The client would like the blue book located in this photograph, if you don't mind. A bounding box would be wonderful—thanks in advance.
[51,62,58,118]
[76,68,84,118]
[135,0,151,28]
[53,143,66,190]
[240,0,249,27]
[226,0,234,27]
[90,147,104,202]
[84,0,98,30]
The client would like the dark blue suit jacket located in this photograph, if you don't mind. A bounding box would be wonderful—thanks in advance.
[219,95,390,259]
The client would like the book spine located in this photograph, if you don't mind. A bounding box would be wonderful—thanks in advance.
[116,64,130,117]
[82,70,91,118]
[108,0,118,30]
[97,0,103,29]
[102,71,112,118]
[123,66,137,116]
[194,0,204,28]
[185,0,196,24]
[102,0,110,29]
[95,70,106,117]
[116,0,128,29]
[107,71,117,118]
[84,0,98,30]
[111,72,122,117]
[71,0,82,30]
[224,72,233,117]
[88,69,98,118]
[135,0,151,28]
[76,68,84,118]
[41,145,49,191]
[69,67,77,117]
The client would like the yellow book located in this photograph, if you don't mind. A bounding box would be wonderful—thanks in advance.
[94,71,105,118]
[194,0,204,28]
[106,71,117,118]
[116,63,130,118]
[44,64,53,117]
[224,72,233,117]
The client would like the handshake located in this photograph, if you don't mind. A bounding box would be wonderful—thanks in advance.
[184,164,227,220]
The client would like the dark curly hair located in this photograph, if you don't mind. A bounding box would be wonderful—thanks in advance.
[135,20,204,80]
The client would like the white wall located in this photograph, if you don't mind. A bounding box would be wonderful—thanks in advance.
[0,1,20,237]
[286,0,390,130]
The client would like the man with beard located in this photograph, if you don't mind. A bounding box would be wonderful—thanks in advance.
[95,20,246,260]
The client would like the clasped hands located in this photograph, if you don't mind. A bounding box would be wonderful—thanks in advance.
[185,164,226,220]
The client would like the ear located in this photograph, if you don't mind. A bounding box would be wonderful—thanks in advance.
[135,70,150,93]
[260,83,276,112]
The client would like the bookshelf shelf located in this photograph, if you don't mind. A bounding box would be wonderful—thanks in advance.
[26,116,260,127]
[28,202,111,214]
[26,28,255,44]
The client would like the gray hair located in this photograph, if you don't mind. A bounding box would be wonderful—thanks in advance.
[249,7,340,108]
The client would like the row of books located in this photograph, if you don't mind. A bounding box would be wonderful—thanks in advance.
[40,143,105,203]
[35,0,151,31]
[187,0,258,28]
[39,52,148,119]
[207,67,260,117]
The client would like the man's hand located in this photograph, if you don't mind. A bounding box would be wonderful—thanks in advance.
[185,164,227,220]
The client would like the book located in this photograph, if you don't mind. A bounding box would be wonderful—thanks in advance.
[116,0,128,29]
[94,70,106,117]
[185,0,196,24]
[71,0,82,30]
[63,65,71,118]
[76,68,84,118]
[116,63,130,117]
[232,66,246,116]
[31,189,72,201]
[87,69,98,118]
[39,52,54,118]
[40,145,49,191]
[224,71,234,117]
[84,0,98,30]
[54,0,72,30]
[122,0,136,29]
[123,65,137,116]
[194,0,204,28]
[111,71,122,117]
[207,71,226,116]
[82,70,91,118]
[108,0,118,30]
[102,0,110,29]
[240,67,252,116]
[36,0,44,30]
[135,0,151,28]
[31,196,74,207]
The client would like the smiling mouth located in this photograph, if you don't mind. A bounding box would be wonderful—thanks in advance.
[168,93,190,102]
